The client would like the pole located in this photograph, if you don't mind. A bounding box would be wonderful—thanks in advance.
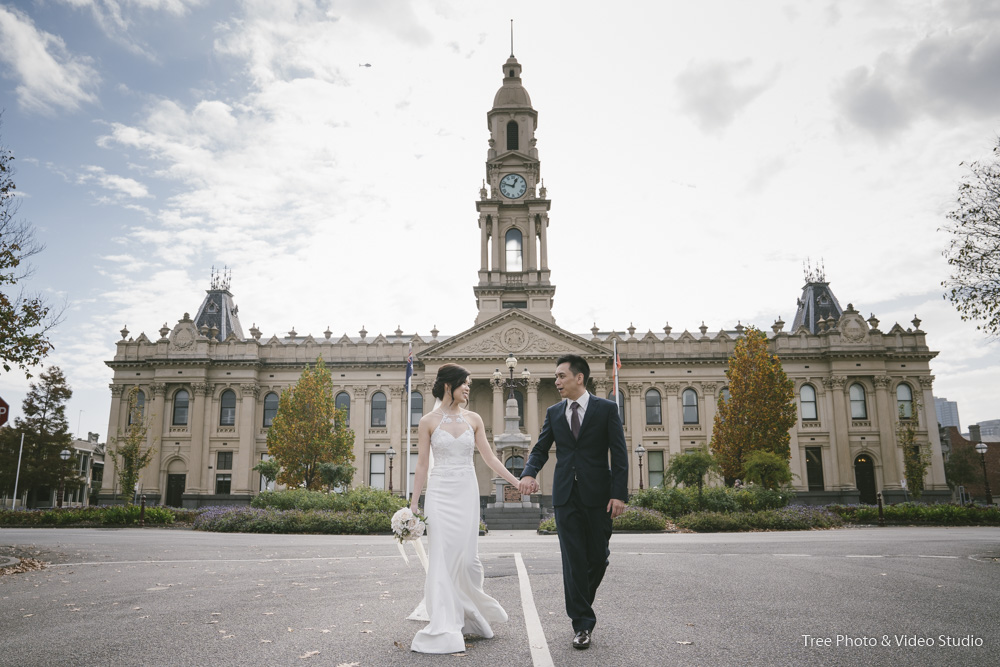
[11,433,24,509]
[406,372,412,501]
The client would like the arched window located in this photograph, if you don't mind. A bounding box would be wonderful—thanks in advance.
[128,389,145,425]
[263,392,279,427]
[335,391,351,425]
[608,391,626,427]
[849,383,868,419]
[896,383,913,419]
[505,228,523,272]
[800,384,817,421]
[506,120,518,150]
[505,454,524,477]
[172,389,189,426]
[371,391,387,427]
[645,389,662,425]
[219,389,236,426]
[410,391,423,427]
[682,388,699,424]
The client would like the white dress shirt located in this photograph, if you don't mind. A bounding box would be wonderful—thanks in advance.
[565,392,591,430]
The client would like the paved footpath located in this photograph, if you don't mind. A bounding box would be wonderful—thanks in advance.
[1,526,998,667]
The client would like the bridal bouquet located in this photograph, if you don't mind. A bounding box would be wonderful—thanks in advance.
[391,507,426,544]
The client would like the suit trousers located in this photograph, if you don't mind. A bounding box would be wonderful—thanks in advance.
[553,481,613,632]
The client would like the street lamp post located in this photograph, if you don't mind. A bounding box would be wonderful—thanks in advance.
[636,443,646,490]
[975,442,993,505]
[57,448,72,508]
[386,446,396,494]
[492,353,531,401]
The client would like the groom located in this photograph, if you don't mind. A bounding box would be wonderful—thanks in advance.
[518,354,628,650]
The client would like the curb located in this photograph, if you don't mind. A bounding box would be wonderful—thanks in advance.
[0,556,20,568]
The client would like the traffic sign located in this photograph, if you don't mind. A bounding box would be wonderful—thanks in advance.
[0,395,9,426]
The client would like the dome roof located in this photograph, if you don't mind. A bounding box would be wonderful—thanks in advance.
[492,55,532,109]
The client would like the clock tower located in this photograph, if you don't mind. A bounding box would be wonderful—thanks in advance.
[474,53,555,324]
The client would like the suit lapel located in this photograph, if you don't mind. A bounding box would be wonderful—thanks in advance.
[577,393,597,439]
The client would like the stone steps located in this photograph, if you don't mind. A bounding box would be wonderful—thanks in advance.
[483,506,546,530]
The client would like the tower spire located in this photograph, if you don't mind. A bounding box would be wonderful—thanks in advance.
[510,19,514,57]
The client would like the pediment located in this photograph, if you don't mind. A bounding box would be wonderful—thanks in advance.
[420,310,609,361]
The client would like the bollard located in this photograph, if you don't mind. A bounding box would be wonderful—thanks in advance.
[876,492,885,527]
[139,494,146,528]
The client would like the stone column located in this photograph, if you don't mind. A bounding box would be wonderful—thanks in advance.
[492,383,504,438]
[236,384,259,494]
[527,214,536,272]
[873,375,901,489]
[352,387,368,487]
[146,382,167,496]
[480,214,489,271]
[702,383,718,442]
[389,386,404,492]
[825,376,853,490]
[538,213,549,270]
[200,387,215,495]
[918,375,948,489]
[525,378,540,444]
[492,223,502,275]
[664,383,680,456]
[105,385,125,492]
[188,382,209,492]
[627,382,644,491]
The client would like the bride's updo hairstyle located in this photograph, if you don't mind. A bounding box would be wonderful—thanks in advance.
[433,363,471,401]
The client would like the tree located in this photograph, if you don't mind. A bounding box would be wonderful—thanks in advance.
[253,458,281,490]
[663,446,719,507]
[741,450,794,490]
[897,402,930,499]
[942,138,1000,336]
[1,118,61,375]
[943,446,980,492]
[266,358,355,490]
[318,462,356,491]
[0,366,78,506]
[110,387,157,504]
[711,327,797,482]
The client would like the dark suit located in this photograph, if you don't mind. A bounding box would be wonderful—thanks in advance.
[521,394,628,632]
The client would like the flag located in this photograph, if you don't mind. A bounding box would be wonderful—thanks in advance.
[404,343,413,393]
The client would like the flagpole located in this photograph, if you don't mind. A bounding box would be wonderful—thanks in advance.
[11,433,24,509]
[613,338,620,401]
[406,372,412,500]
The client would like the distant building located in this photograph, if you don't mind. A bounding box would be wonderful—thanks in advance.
[973,419,1000,439]
[935,397,961,430]
[101,52,950,508]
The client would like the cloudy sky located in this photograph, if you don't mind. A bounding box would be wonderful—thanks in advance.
[1,0,998,440]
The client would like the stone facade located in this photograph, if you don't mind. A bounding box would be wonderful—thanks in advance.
[100,54,949,507]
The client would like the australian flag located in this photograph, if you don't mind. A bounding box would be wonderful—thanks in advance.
[405,343,413,393]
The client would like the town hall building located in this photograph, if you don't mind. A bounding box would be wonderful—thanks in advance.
[101,53,949,508]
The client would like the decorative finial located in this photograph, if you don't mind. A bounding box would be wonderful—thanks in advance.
[772,316,785,334]
[430,324,439,340]
[250,323,262,341]
[627,322,636,338]
[699,321,708,336]
[867,313,880,331]
[663,322,672,335]
[359,325,367,341]
[395,325,403,338]
[287,326,297,338]
[911,315,922,331]
[159,323,170,340]
[591,323,599,338]
[735,321,745,334]
[120,325,129,340]
[324,326,332,340]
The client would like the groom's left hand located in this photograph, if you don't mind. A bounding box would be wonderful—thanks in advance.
[607,499,625,520]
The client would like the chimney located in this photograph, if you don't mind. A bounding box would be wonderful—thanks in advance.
[969,425,981,443]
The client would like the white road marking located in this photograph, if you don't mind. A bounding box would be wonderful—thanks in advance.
[48,555,402,567]
[918,555,959,559]
[514,552,554,667]
[845,555,884,558]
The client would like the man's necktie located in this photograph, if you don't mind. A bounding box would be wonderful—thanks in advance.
[570,401,581,438]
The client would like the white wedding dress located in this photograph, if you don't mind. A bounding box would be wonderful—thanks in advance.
[408,411,508,653]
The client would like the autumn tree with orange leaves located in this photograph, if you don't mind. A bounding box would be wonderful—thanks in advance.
[711,327,797,482]
[266,358,355,490]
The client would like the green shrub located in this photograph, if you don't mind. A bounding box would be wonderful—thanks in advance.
[675,511,748,532]
[0,505,176,527]
[828,502,1000,525]
[538,516,556,532]
[676,505,843,532]
[613,506,668,531]
[193,506,391,534]
[251,487,407,514]
[629,486,693,518]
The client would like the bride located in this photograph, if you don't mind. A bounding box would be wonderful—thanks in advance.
[408,363,522,654]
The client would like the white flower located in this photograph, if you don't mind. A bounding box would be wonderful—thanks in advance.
[391,507,425,543]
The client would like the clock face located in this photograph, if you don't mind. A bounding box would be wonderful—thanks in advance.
[499,173,527,199]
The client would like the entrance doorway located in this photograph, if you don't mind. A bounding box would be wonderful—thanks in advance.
[166,474,186,507]
[854,454,877,505]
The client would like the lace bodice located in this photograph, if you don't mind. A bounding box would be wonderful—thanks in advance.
[429,412,475,473]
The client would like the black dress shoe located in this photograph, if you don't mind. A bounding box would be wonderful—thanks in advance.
[573,630,591,650]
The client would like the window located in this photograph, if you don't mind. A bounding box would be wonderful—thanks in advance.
[505,454,525,477]
[645,389,662,425]
[371,392,387,427]
[647,451,664,488]
[370,452,386,489]
[263,392,279,427]
[215,474,232,495]
[216,451,233,470]
[128,390,145,425]
[335,391,351,425]
[897,383,913,419]
[682,389,699,424]
[800,384,817,421]
[172,389,189,426]
[506,120,518,150]
[720,387,731,403]
[410,391,423,427]
[849,383,867,419]
[608,391,625,427]
[220,389,236,426]
[805,447,824,491]
[505,228,523,272]
[259,453,276,492]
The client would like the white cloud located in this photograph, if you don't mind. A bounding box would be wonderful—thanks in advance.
[675,59,779,132]
[79,165,153,200]
[0,6,99,114]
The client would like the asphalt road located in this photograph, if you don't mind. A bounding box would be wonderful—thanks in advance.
[1,526,998,667]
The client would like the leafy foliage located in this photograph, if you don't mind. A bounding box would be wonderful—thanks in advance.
[741,450,794,490]
[0,366,78,504]
[251,487,406,514]
[664,446,720,507]
[675,505,843,532]
[265,358,355,490]
[319,462,356,491]
[110,387,157,504]
[537,506,673,532]
[0,505,176,526]
[628,484,792,518]
[897,402,930,499]
[193,506,391,534]
[941,139,1000,336]
[827,502,1000,525]
[944,446,980,490]
[0,124,59,375]
[711,327,797,480]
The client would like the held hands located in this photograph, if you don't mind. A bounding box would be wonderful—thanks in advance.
[518,476,539,495]
[607,498,625,520]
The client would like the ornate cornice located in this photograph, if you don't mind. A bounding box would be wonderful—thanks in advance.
[873,375,893,388]
[109,384,125,397]
[150,382,167,397]
[240,383,260,398]
[917,375,935,388]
